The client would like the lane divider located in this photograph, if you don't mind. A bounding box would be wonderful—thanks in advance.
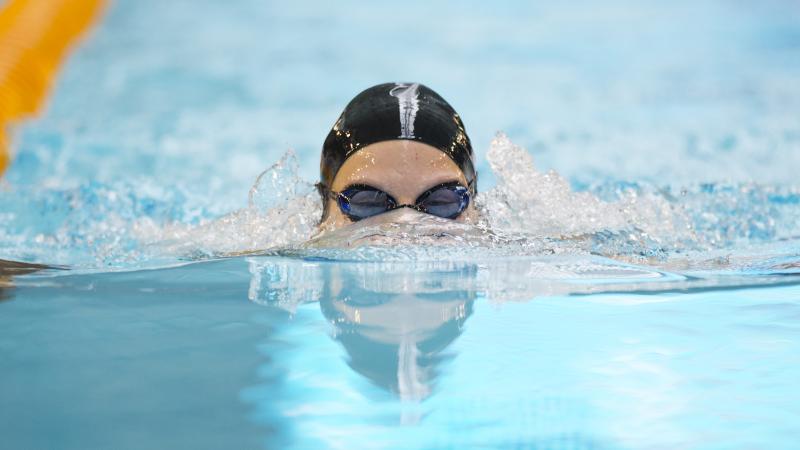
[0,0,106,176]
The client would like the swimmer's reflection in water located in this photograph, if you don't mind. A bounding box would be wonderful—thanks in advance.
[319,264,476,400]
[316,83,478,232]
[0,259,53,302]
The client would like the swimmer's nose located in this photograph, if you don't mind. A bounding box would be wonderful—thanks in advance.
[390,207,426,223]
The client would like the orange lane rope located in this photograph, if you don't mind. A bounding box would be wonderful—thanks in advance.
[0,0,106,176]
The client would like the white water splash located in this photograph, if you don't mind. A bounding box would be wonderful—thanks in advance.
[2,135,798,270]
[116,133,800,266]
[133,150,321,259]
[479,133,690,238]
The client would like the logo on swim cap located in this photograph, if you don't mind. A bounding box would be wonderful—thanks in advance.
[389,83,420,139]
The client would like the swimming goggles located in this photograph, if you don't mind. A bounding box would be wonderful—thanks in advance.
[327,181,472,222]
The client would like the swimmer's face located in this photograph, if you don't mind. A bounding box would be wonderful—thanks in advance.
[319,141,477,230]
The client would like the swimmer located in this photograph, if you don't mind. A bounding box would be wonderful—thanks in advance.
[317,82,478,231]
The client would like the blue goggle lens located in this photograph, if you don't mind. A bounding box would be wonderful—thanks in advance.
[337,184,470,221]
[417,185,470,219]
[338,188,396,220]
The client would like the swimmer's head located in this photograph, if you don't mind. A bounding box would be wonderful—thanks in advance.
[317,82,477,229]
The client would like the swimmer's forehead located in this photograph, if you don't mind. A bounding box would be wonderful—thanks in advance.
[331,140,467,193]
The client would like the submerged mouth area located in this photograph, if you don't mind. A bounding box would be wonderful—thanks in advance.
[308,209,481,249]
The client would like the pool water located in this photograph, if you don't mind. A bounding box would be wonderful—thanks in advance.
[2,0,800,449]
[3,258,800,449]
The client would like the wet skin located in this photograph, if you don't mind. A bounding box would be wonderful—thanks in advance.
[319,140,478,231]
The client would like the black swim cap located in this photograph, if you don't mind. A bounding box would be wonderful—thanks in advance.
[320,82,476,192]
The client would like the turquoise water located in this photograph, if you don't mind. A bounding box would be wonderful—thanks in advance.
[2,0,800,448]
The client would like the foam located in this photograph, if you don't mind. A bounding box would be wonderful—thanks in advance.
[1,135,798,271]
